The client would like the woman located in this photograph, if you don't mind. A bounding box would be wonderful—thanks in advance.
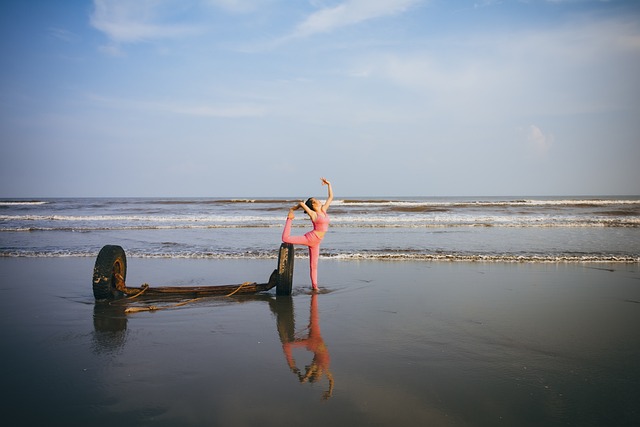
[281,177,333,291]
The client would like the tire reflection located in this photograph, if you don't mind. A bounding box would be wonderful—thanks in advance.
[92,301,128,353]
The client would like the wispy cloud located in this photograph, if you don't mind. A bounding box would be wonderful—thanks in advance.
[90,0,204,45]
[204,0,265,13]
[345,15,640,119]
[88,93,267,118]
[527,125,554,156]
[289,0,422,39]
[48,27,81,43]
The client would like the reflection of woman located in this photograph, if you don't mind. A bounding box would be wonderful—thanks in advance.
[282,178,333,291]
[282,293,334,400]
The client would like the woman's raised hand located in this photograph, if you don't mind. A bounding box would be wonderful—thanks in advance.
[321,177,331,186]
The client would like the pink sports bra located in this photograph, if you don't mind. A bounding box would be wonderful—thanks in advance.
[313,211,330,232]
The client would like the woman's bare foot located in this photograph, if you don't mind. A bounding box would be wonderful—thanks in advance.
[287,209,295,220]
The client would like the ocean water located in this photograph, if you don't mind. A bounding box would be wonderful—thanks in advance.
[1,196,639,262]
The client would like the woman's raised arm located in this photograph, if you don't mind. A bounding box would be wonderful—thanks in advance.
[321,177,333,212]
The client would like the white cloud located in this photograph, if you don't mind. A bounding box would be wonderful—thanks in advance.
[346,15,640,120]
[291,0,422,38]
[204,0,265,13]
[87,94,267,118]
[527,125,553,155]
[48,28,80,43]
[90,0,204,44]
[350,54,480,91]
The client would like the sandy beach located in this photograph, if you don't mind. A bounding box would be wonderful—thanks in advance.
[1,256,639,426]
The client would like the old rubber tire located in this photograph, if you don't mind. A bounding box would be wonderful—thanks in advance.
[93,245,127,300]
[276,243,294,296]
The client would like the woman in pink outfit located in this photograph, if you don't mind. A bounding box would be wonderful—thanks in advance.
[282,177,333,290]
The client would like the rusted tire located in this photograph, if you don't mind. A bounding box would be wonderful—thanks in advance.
[92,245,127,300]
[276,243,294,296]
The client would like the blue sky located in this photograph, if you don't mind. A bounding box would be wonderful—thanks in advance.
[1,0,639,197]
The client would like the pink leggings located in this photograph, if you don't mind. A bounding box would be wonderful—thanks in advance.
[282,218,322,289]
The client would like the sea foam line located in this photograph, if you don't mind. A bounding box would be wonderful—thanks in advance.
[0,214,278,222]
[336,199,640,207]
[2,218,638,231]
[0,201,48,206]
[1,249,638,263]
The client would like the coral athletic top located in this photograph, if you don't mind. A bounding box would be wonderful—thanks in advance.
[313,211,330,232]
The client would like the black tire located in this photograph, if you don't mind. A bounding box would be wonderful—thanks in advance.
[92,245,127,300]
[276,243,294,296]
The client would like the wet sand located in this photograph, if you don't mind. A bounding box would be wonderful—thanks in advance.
[1,257,639,426]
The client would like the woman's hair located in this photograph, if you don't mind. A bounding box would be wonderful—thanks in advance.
[305,198,315,211]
